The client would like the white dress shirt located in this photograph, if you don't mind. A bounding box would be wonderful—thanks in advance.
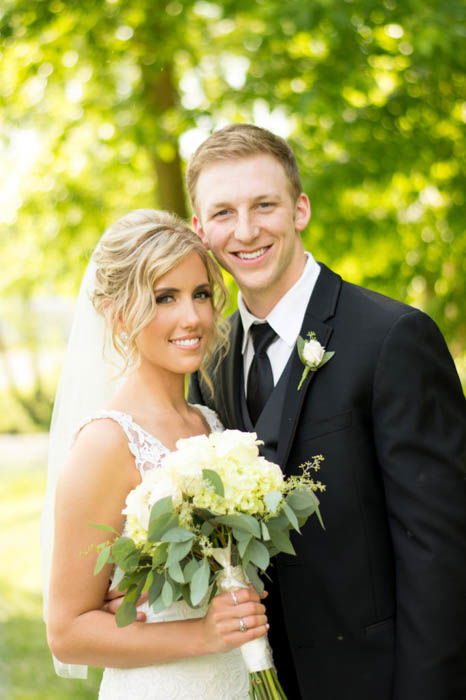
[238,252,321,392]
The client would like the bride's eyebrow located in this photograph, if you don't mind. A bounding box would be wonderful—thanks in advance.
[154,286,178,294]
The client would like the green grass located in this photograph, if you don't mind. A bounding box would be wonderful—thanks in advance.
[0,436,102,698]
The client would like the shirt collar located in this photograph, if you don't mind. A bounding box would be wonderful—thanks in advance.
[238,252,321,353]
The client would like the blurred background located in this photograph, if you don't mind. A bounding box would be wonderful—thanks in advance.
[1,0,464,696]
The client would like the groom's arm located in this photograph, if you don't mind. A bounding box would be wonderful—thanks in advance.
[372,309,466,700]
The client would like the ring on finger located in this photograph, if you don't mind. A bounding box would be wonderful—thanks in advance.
[230,590,239,606]
[239,618,247,633]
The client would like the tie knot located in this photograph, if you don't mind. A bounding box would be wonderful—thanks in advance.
[250,323,277,356]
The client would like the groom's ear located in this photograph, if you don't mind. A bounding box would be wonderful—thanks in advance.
[294,193,311,233]
[192,215,210,249]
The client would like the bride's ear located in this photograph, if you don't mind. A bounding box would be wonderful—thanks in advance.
[101,298,117,325]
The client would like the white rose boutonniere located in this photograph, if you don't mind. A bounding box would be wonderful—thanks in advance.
[297,331,335,390]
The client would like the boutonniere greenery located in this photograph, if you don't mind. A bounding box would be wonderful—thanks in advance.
[297,331,335,390]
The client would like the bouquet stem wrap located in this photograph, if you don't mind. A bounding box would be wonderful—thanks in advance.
[217,564,273,673]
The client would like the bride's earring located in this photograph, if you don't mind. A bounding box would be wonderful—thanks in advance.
[119,331,129,349]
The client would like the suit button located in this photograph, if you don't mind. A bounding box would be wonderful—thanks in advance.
[406,530,413,538]
[337,635,344,641]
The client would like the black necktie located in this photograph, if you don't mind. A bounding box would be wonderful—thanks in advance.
[246,323,277,424]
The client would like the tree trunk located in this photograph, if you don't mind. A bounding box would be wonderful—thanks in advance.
[143,63,188,219]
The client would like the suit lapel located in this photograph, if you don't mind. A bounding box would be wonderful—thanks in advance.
[218,312,245,430]
[276,264,342,467]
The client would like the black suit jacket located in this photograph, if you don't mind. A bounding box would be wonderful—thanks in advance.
[189,263,466,700]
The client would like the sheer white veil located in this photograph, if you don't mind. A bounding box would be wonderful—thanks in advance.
[40,253,123,678]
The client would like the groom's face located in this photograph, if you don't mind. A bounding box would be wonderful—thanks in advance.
[192,154,310,315]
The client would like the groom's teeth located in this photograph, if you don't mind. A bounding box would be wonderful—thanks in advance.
[171,338,200,347]
[237,248,266,260]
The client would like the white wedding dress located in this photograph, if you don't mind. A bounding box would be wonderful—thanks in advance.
[76,405,250,700]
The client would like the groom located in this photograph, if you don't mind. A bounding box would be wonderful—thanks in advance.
[187,124,466,699]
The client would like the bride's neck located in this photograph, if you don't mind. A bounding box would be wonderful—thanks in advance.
[111,362,188,416]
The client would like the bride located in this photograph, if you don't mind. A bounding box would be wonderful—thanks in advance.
[44,210,269,699]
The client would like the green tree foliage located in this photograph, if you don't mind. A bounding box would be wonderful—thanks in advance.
[1,0,464,417]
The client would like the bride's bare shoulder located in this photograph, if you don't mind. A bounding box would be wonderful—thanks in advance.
[67,416,132,476]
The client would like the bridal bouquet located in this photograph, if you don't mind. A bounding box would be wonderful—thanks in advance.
[93,430,325,699]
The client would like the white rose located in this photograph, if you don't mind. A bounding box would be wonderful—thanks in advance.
[210,429,261,464]
[123,469,181,532]
[303,338,325,366]
[145,469,182,507]
[163,434,211,488]
[122,484,151,531]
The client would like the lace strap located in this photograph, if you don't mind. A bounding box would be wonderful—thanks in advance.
[192,404,224,433]
[75,410,167,478]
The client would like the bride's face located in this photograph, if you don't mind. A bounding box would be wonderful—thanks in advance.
[135,251,214,376]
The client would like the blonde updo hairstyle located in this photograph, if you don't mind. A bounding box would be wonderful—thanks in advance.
[91,209,229,391]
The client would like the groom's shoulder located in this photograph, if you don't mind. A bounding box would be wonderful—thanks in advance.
[339,275,421,324]
[329,271,441,344]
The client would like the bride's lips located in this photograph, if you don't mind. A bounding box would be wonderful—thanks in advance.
[168,335,202,350]
[229,245,272,265]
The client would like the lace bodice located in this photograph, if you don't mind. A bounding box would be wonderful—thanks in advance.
[77,403,224,477]
[77,405,249,699]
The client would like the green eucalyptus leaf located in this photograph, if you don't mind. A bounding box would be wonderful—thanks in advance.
[148,573,164,606]
[168,559,185,583]
[202,469,225,497]
[142,570,154,594]
[247,539,270,571]
[151,592,168,614]
[180,583,193,606]
[151,542,169,568]
[161,527,195,543]
[88,522,119,534]
[162,579,174,607]
[110,565,126,591]
[200,521,214,536]
[282,502,300,532]
[215,513,261,538]
[232,527,251,542]
[111,537,140,572]
[115,598,137,627]
[149,496,173,522]
[167,539,193,567]
[286,488,316,511]
[148,512,179,542]
[261,521,271,541]
[94,545,111,575]
[245,563,264,596]
[190,558,210,606]
[183,558,199,583]
[237,534,252,558]
[320,351,335,367]
[264,490,282,515]
[266,512,289,530]
[171,581,182,602]
[296,335,305,363]
[268,527,296,555]
[315,503,325,530]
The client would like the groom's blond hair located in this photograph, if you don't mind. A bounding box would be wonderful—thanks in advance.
[186,123,303,214]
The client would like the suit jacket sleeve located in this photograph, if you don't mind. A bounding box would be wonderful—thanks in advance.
[188,371,208,407]
[372,309,466,700]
